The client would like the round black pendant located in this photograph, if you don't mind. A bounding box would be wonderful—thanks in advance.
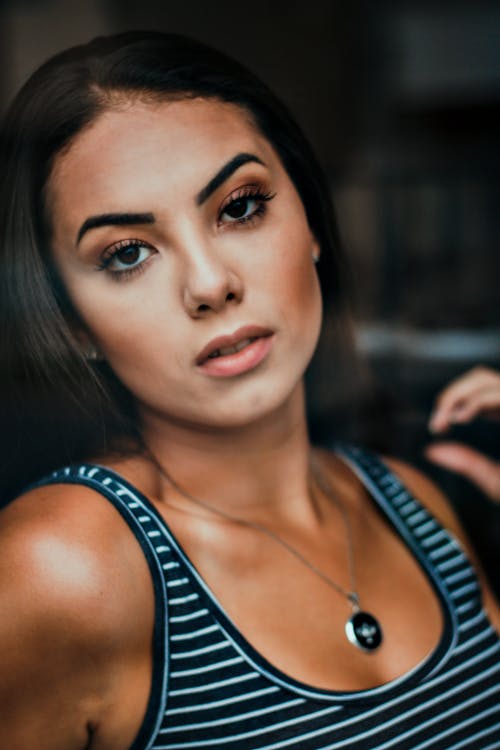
[345,611,383,652]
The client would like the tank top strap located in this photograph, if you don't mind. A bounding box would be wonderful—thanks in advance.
[334,443,484,637]
[28,463,170,750]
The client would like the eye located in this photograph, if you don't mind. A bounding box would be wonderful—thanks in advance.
[98,239,155,279]
[219,187,276,226]
[222,196,258,221]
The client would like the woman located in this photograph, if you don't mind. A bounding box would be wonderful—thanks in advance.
[0,31,498,750]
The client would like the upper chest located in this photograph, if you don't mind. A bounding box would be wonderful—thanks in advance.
[152,483,447,693]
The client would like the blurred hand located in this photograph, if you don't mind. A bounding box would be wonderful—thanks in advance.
[426,366,500,502]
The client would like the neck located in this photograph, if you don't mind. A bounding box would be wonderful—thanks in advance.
[138,382,320,526]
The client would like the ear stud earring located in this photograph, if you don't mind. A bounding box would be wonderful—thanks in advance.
[84,345,102,362]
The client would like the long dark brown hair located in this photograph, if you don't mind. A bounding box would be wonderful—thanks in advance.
[0,31,350,502]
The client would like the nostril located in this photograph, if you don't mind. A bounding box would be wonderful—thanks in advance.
[190,286,240,316]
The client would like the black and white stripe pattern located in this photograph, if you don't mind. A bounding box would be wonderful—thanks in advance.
[35,446,499,749]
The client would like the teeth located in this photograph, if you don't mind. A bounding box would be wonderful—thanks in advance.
[207,338,254,360]
[220,338,252,356]
[237,337,254,351]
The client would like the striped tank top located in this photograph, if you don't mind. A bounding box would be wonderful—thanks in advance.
[33,445,500,750]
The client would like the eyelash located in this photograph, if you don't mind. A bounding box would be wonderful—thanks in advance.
[97,238,155,282]
[218,185,276,227]
[97,185,276,281]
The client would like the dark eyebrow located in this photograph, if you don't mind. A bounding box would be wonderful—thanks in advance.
[196,153,265,206]
[75,153,264,243]
[76,212,155,245]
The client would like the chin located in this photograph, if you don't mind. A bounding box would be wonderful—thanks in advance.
[190,370,307,432]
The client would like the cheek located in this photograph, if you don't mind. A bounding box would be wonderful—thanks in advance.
[281,250,319,306]
[265,222,322,336]
[63,276,180,371]
[285,260,323,355]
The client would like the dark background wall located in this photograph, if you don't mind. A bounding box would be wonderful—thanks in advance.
[1,0,499,589]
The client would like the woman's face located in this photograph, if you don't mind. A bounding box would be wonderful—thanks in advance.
[48,97,322,430]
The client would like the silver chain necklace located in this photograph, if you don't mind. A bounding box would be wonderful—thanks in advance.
[144,446,383,653]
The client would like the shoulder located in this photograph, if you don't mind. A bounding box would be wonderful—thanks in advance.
[0,478,153,635]
[1,481,116,591]
[383,455,500,630]
[382,456,464,536]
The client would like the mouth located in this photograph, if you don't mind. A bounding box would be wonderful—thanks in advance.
[206,336,258,360]
[195,325,274,377]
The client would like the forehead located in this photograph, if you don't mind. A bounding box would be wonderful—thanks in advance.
[48,98,274,216]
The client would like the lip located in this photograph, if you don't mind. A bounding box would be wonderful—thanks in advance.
[195,325,274,377]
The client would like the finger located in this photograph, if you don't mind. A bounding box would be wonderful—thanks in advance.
[446,387,500,425]
[428,372,483,433]
[429,368,500,433]
[430,385,500,432]
[425,442,500,501]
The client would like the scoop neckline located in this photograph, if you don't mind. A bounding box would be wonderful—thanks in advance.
[92,450,457,704]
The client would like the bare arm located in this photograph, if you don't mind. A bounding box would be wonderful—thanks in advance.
[0,484,154,750]
[1,510,103,748]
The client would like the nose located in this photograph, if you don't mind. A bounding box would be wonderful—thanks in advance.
[182,241,243,318]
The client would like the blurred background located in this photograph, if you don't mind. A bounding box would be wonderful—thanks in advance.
[1,0,499,589]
